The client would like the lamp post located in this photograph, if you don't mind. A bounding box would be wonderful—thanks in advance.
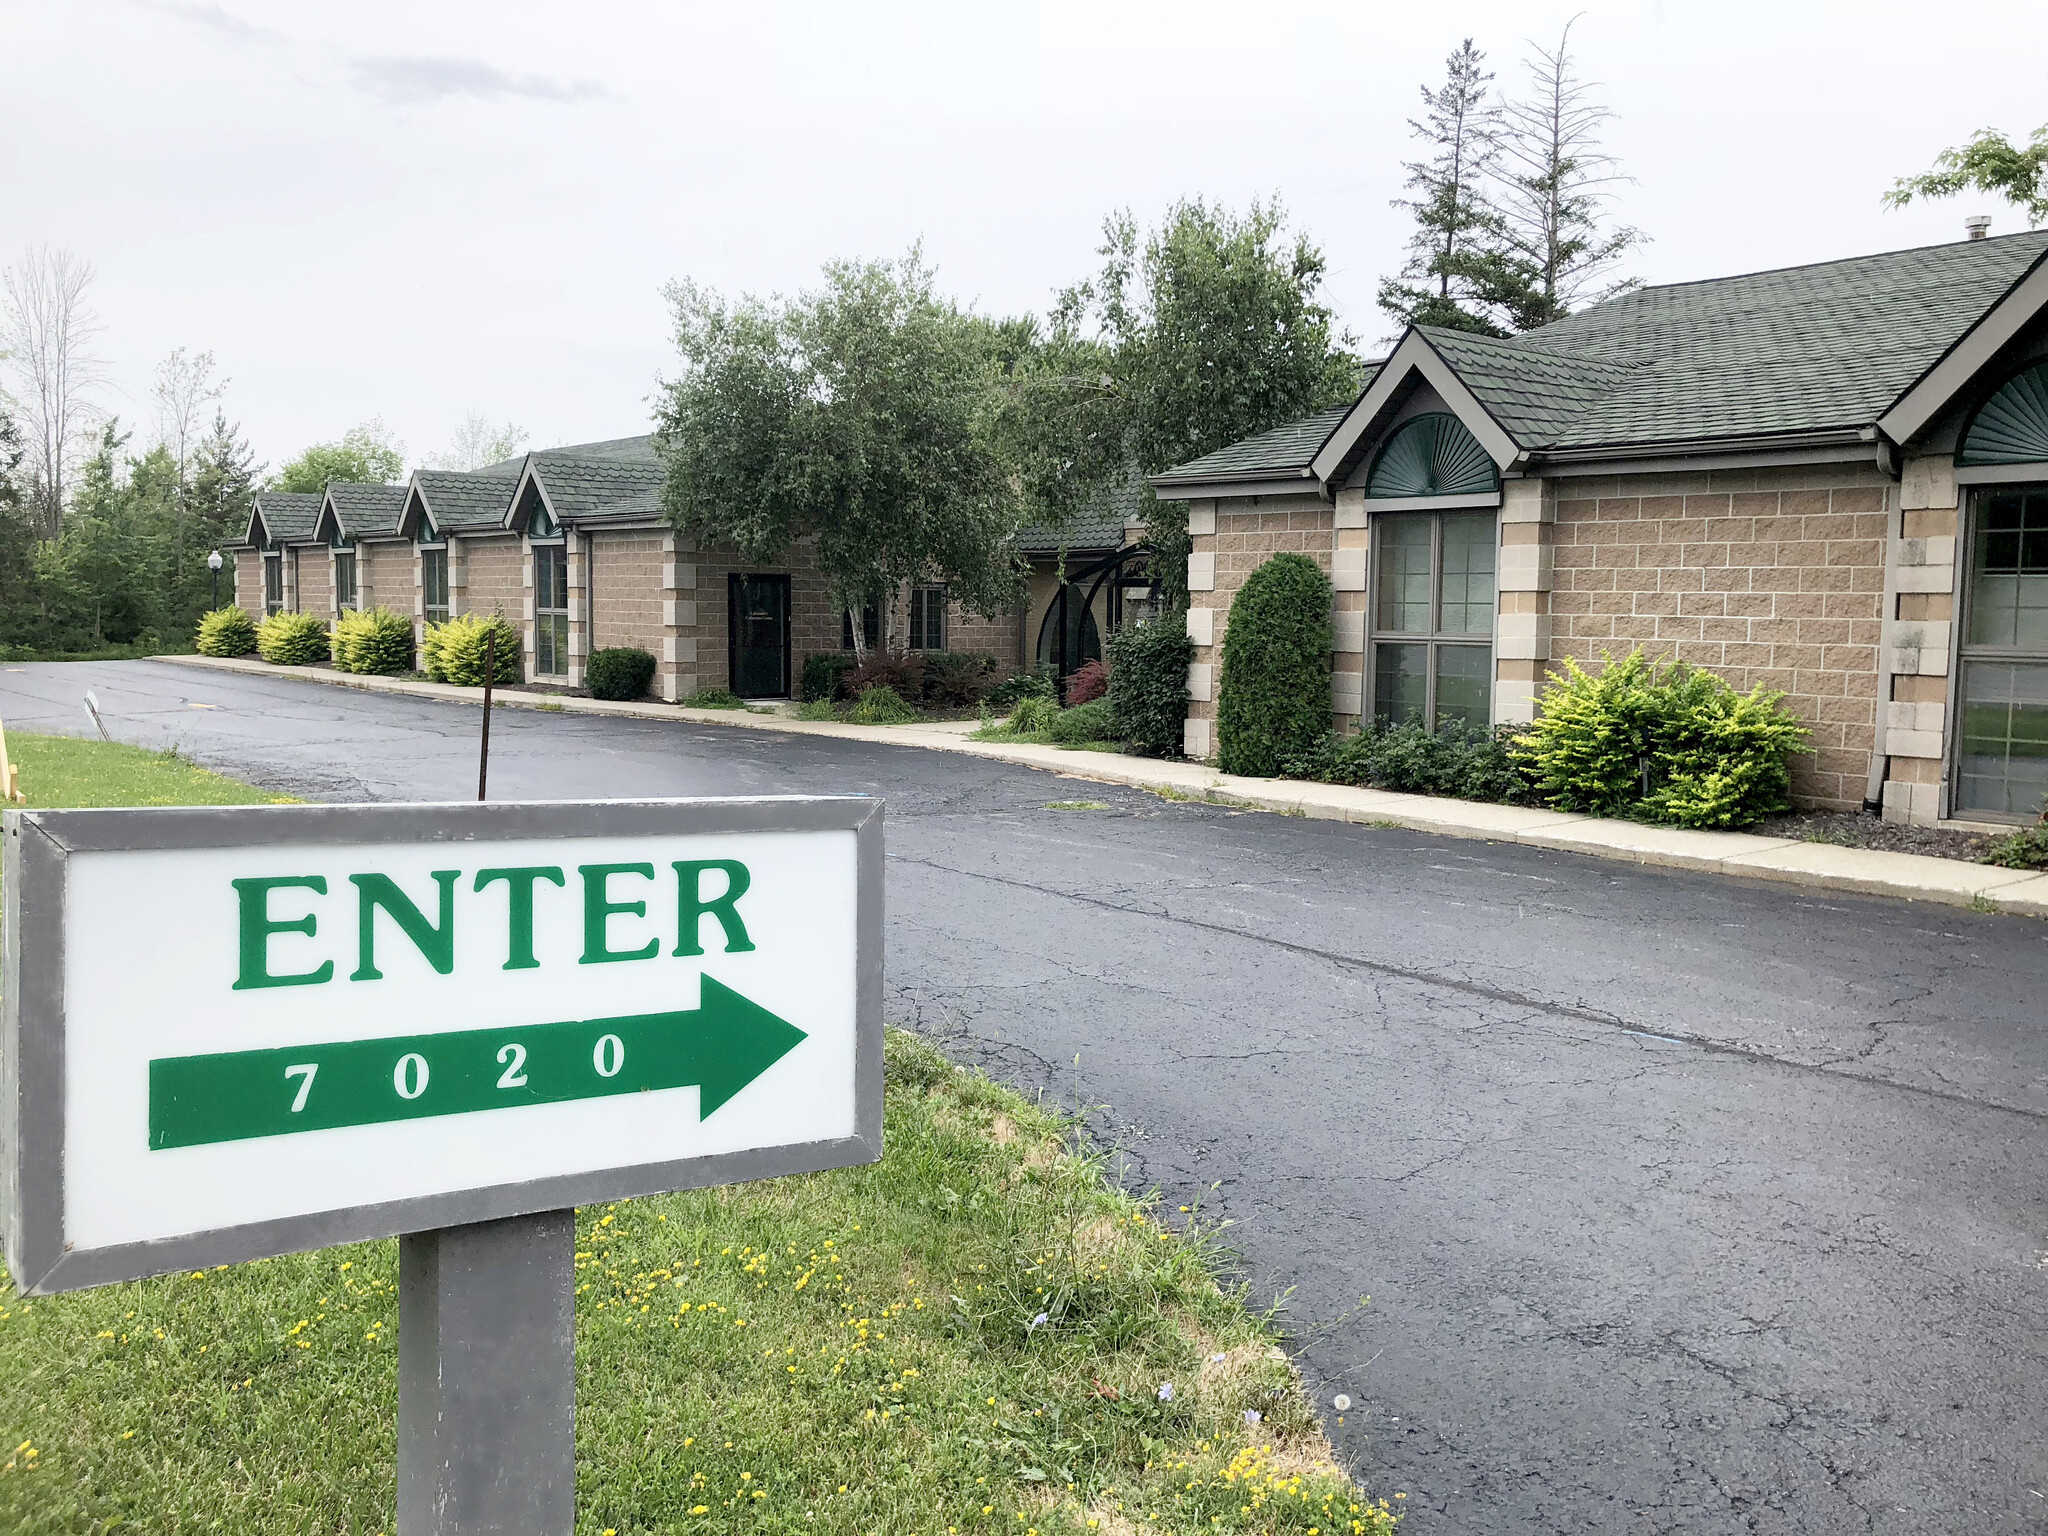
[207,549,223,611]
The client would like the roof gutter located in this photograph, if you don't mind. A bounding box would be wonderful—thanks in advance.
[1148,468,1324,502]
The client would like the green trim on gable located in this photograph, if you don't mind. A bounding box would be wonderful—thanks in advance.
[1959,361,2048,466]
[1366,413,1499,498]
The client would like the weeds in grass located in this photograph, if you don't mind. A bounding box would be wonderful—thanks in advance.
[1045,802,1112,812]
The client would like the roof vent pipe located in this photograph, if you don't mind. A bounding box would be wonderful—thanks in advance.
[1965,215,1992,240]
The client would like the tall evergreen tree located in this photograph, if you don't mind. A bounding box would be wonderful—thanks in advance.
[1488,22,1644,330]
[186,410,260,616]
[1379,40,1510,337]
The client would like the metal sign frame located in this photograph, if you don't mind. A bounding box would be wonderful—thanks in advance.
[2,796,885,1297]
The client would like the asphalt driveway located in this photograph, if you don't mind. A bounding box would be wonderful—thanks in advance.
[4,660,2045,1535]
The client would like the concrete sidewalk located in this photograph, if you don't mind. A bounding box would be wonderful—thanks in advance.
[156,653,2048,918]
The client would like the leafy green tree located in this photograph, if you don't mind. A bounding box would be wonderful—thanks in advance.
[1885,125,2048,228]
[1052,199,1362,610]
[656,251,1026,657]
[272,419,406,492]
[1379,40,1511,337]
[1488,22,1644,330]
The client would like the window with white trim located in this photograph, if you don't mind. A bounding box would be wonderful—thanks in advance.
[421,544,450,624]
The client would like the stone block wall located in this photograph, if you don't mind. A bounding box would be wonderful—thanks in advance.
[1883,456,1960,824]
[1183,492,1335,758]
[1550,464,1890,810]
[234,556,262,619]
[591,531,667,658]
[359,542,411,617]
[292,547,331,622]
[461,535,524,624]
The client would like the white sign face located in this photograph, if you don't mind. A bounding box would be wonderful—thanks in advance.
[2,799,882,1294]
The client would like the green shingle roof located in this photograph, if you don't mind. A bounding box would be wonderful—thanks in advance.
[413,471,518,532]
[1159,231,2048,482]
[1152,405,1355,487]
[327,482,408,538]
[1016,462,1149,554]
[527,446,665,520]
[252,491,323,542]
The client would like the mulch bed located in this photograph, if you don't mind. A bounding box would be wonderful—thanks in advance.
[1748,809,1998,864]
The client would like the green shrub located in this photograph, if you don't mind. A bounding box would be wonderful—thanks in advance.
[194,607,257,658]
[330,607,414,675]
[800,652,854,703]
[1216,553,1332,775]
[1049,699,1115,744]
[795,699,838,721]
[1282,719,1533,803]
[1981,819,2048,869]
[850,684,918,724]
[422,613,521,686]
[682,687,746,709]
[1008,694,1060,735]
[1106,617,1193,757]
[254,610,329,666]
[986,667,1057,711]
[587,646,656,701]
[1514,650,1810,828]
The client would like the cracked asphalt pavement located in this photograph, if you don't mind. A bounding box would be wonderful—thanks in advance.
[5,661,2045,1534]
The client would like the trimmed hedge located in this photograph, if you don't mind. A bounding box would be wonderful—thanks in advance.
[423,613,522,686]
[1106,616,1193,758]
[255,611,329,666]
[1216,554,1332,775]
[194,607,257,658]
[331,607,414,675]
[1513,650,1810,828]
[587,646,657,701]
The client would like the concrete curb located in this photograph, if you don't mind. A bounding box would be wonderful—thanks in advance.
[154,653,2048,918]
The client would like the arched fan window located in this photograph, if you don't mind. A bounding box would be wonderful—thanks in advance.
[1365,412,1500,498]
[1959,362,2048,466]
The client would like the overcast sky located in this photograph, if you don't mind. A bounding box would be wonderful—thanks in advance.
[3,0,2044,477]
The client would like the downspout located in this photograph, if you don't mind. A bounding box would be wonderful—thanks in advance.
[1864,436,1901,814]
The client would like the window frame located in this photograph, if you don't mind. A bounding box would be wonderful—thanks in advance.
[333,543,358,612]
[420,542,451,626]
[262,550,283,617]
[1949,480,2048,822]
[909,584,948,651]
[532,538,570,678]
[1364,507,1498,732]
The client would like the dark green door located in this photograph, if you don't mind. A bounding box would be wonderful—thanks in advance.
[728,573,790,698]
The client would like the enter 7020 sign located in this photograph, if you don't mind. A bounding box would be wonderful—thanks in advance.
[1,797,883,1296]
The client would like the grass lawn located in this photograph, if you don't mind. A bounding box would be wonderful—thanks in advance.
[3,731,298,809]
[0,739,1392,1535]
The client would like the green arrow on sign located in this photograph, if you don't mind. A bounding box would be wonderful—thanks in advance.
[147,977,808,1151]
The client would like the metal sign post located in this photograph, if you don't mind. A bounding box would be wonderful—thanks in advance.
[2,797,883,1536]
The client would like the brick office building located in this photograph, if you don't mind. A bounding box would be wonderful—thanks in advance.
[1156,228,2048,826]
[236,434,1146,702]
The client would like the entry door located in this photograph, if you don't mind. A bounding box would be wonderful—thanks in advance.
[728,573,791,698]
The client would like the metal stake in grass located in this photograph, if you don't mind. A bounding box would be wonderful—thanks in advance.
[478,630,496,802]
